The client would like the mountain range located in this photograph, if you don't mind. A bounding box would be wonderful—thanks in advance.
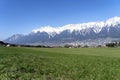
[4,17,120,46]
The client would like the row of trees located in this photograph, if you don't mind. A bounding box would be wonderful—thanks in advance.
[106,42,120,47]
[63,44,88,48]
[0,41,52,48]
[2,40,120,48]
[64,42,120,48]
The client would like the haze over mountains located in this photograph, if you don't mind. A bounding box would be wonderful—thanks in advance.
[4,17,120,46]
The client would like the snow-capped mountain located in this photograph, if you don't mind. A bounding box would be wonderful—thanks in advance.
[32,16,120,35]
[4,16,120,45]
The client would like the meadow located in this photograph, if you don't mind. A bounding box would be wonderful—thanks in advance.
[0,47,120,80]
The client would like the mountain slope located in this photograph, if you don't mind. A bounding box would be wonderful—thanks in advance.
[4,17,120,45]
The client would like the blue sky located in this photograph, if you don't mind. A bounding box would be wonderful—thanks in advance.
[0,0,120,40]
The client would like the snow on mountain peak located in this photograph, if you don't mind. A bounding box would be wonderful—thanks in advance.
[32,16,120,36]
[105,16,120,26]
[33,26,56,33]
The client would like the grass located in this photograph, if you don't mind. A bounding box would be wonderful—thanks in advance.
[0,47,120,80]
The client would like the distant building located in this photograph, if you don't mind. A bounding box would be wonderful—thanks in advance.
[6,44,10,47]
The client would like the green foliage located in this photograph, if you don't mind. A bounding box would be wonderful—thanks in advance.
[106,43,116,47]
[0,47,120,79]
[64,44,73,48]
[106,42,120,47]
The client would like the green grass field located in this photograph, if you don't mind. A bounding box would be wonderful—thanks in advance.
[0,47,120,80]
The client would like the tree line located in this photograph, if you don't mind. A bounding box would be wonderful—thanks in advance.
[106,42,120,47]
